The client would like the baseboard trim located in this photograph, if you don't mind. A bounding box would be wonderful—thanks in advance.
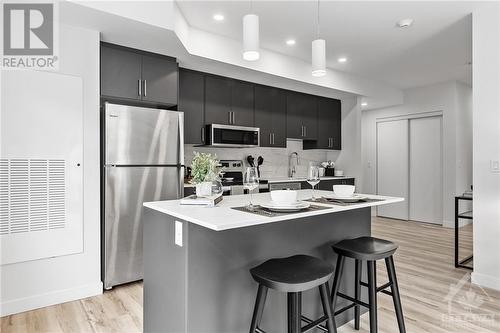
[471,272,500,292]
[1,281,103,317]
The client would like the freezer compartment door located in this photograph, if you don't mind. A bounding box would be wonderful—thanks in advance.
[105,103,184,165]
[104,166,183,289]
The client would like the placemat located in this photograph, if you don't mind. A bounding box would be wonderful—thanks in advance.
[304,197,385,206]
[231,204,331,217]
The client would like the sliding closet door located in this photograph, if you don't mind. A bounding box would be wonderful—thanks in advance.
[409,116,443,224]
[376,120,409,220]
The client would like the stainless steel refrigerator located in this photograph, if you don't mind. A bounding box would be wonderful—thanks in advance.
[102,102,184,289]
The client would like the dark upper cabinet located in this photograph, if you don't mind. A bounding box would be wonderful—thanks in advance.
[141,53,178,105]
[100,43,178,107]
[179,69,205,144]
[205,75,254,126]
[254,85,286,147]
[286,92,317,140]
[205,75,232,125]
[304,97,341,150]
[231,81,254,127]
[101,44,142,100]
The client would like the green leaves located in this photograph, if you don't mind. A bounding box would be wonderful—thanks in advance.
[190,152,222,184]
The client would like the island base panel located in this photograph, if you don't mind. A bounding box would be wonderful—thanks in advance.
[144,207,371,333]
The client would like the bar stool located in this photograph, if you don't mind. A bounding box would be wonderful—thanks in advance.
[249,254,337,333]
[330,237,406,333]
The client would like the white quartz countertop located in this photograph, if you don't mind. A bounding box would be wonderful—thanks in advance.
[143,190,403,231]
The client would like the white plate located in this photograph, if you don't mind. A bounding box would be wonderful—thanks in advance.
[267,200,302,207]
[324,194,367,203]
[260,201,310,212]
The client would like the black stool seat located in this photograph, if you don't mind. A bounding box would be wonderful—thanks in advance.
[332,236,398,261]
[250,254,334,292]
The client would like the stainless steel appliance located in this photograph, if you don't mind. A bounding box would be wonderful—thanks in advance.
[205,124,260,148]
[102,103,184,289]
[219,160,268,195]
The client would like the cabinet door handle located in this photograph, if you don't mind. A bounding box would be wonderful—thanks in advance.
[143,80,147,97]
[272,133,275,145]
[232,112,235,124]
[201,127,205,143]
[269,133,272,145]
[304,126,307,137]
[228,112,232,124]
[329,138,332,148]
[138,79,142,96]
[301,126,304,137]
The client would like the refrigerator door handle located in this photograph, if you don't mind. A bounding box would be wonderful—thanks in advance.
[143,80,147,97]
[138,79,142,96]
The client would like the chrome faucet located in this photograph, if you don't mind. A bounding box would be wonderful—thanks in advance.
[289,152,299,178]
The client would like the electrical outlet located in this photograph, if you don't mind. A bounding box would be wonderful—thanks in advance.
[175,221,183,247]
[490,160,500,173]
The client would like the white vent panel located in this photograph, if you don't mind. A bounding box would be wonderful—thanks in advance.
[0,159,66,235]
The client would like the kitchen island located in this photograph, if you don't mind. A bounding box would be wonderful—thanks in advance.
[143,190,403,333]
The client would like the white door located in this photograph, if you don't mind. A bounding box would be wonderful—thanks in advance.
[376,120,409,220]
[409,116,443,224]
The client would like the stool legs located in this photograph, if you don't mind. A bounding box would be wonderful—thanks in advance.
[249,284,268,333]
[330,255,345,307]
[319,282,337,333]
[385,256,406,333]
[354,259,362,330]
[367,261,377,333]
[287,292,302,333]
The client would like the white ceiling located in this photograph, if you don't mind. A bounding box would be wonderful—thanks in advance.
[177,1,478,89]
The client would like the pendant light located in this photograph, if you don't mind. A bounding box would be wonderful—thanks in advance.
[243,0,259,61]
[312,0,326,77]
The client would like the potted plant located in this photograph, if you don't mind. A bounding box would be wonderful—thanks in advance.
[190,152,222,197]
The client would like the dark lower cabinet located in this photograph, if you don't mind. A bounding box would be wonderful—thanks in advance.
[286,92,318,140]
[101,44,142,101]
[100,42,178,107]
[304,97,342,150]
[318,178,355,190]
[179,69,205,144]
[255,85,286,147]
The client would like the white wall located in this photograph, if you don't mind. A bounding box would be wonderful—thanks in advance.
[0,24,102,316]
[471,3,500,291]
[361,81,472,226]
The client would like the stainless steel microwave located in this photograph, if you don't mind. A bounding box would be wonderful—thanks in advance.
[205,124,260,148]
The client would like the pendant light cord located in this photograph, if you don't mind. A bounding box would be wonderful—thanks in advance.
[316,0,320,38]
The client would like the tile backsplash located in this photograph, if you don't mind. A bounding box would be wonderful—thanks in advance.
[184,139,334,179]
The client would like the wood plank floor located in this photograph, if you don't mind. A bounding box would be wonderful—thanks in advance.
[2,217,497,333]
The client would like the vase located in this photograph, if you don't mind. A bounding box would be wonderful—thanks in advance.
[196,182,212,197]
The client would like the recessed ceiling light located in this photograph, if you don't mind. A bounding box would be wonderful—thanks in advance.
[338,57,347,63]
[396,18,414,28]
[361,102,368,107]
[286,39,296,46]
[213,14,225,21]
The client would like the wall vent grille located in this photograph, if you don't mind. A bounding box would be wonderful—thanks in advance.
[0,159,66,235]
